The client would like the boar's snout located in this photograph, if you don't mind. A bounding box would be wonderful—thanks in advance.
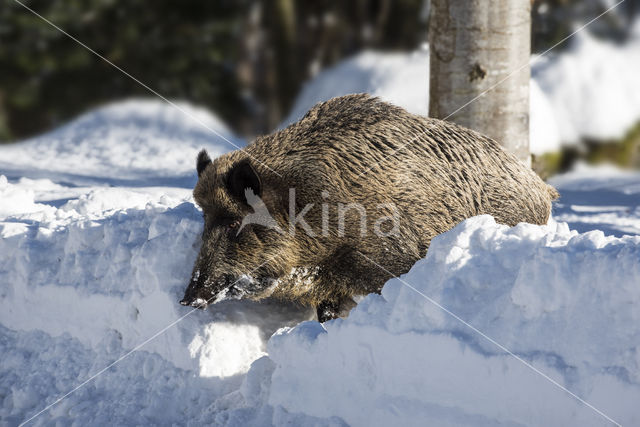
[179,271,212,309]
[180,270,237,309]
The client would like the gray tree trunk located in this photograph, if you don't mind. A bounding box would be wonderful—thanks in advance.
[429,0,531,164]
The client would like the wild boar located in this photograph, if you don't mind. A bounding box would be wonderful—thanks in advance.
[180,94,558,322]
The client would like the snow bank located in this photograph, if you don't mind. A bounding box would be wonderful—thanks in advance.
[283,30,640,155]
[243,216,640,426]
[0,174,316,424]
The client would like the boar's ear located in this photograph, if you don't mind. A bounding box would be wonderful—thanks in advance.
[196,149,212,178]
[227,159,261,204]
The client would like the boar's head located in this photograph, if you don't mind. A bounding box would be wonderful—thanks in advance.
[180,149,291,309]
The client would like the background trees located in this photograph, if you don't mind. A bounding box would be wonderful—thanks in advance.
[0,0,636,143]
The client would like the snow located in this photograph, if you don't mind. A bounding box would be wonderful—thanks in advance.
[2,32,640,425]
[533,30,640,145]
[550,163,640,237]
[0,99,241,186]
[283,31,640,155]
[257,216,640,426]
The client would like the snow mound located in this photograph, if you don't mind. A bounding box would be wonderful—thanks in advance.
[283,31,640,155]
[0,99,242,185]
[239,216,640,426]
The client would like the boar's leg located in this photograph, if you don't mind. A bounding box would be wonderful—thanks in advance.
[316,297,357,323]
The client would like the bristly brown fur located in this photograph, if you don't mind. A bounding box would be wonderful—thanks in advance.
[183,94,558,321]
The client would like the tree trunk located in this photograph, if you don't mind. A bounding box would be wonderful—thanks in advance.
[429,0,531,164]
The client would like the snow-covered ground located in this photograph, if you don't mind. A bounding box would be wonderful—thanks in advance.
[2,27,640,426]
[550,164,640,237]
[283,25,640,155]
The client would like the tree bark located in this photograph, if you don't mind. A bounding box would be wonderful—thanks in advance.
[429,0,531,164]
